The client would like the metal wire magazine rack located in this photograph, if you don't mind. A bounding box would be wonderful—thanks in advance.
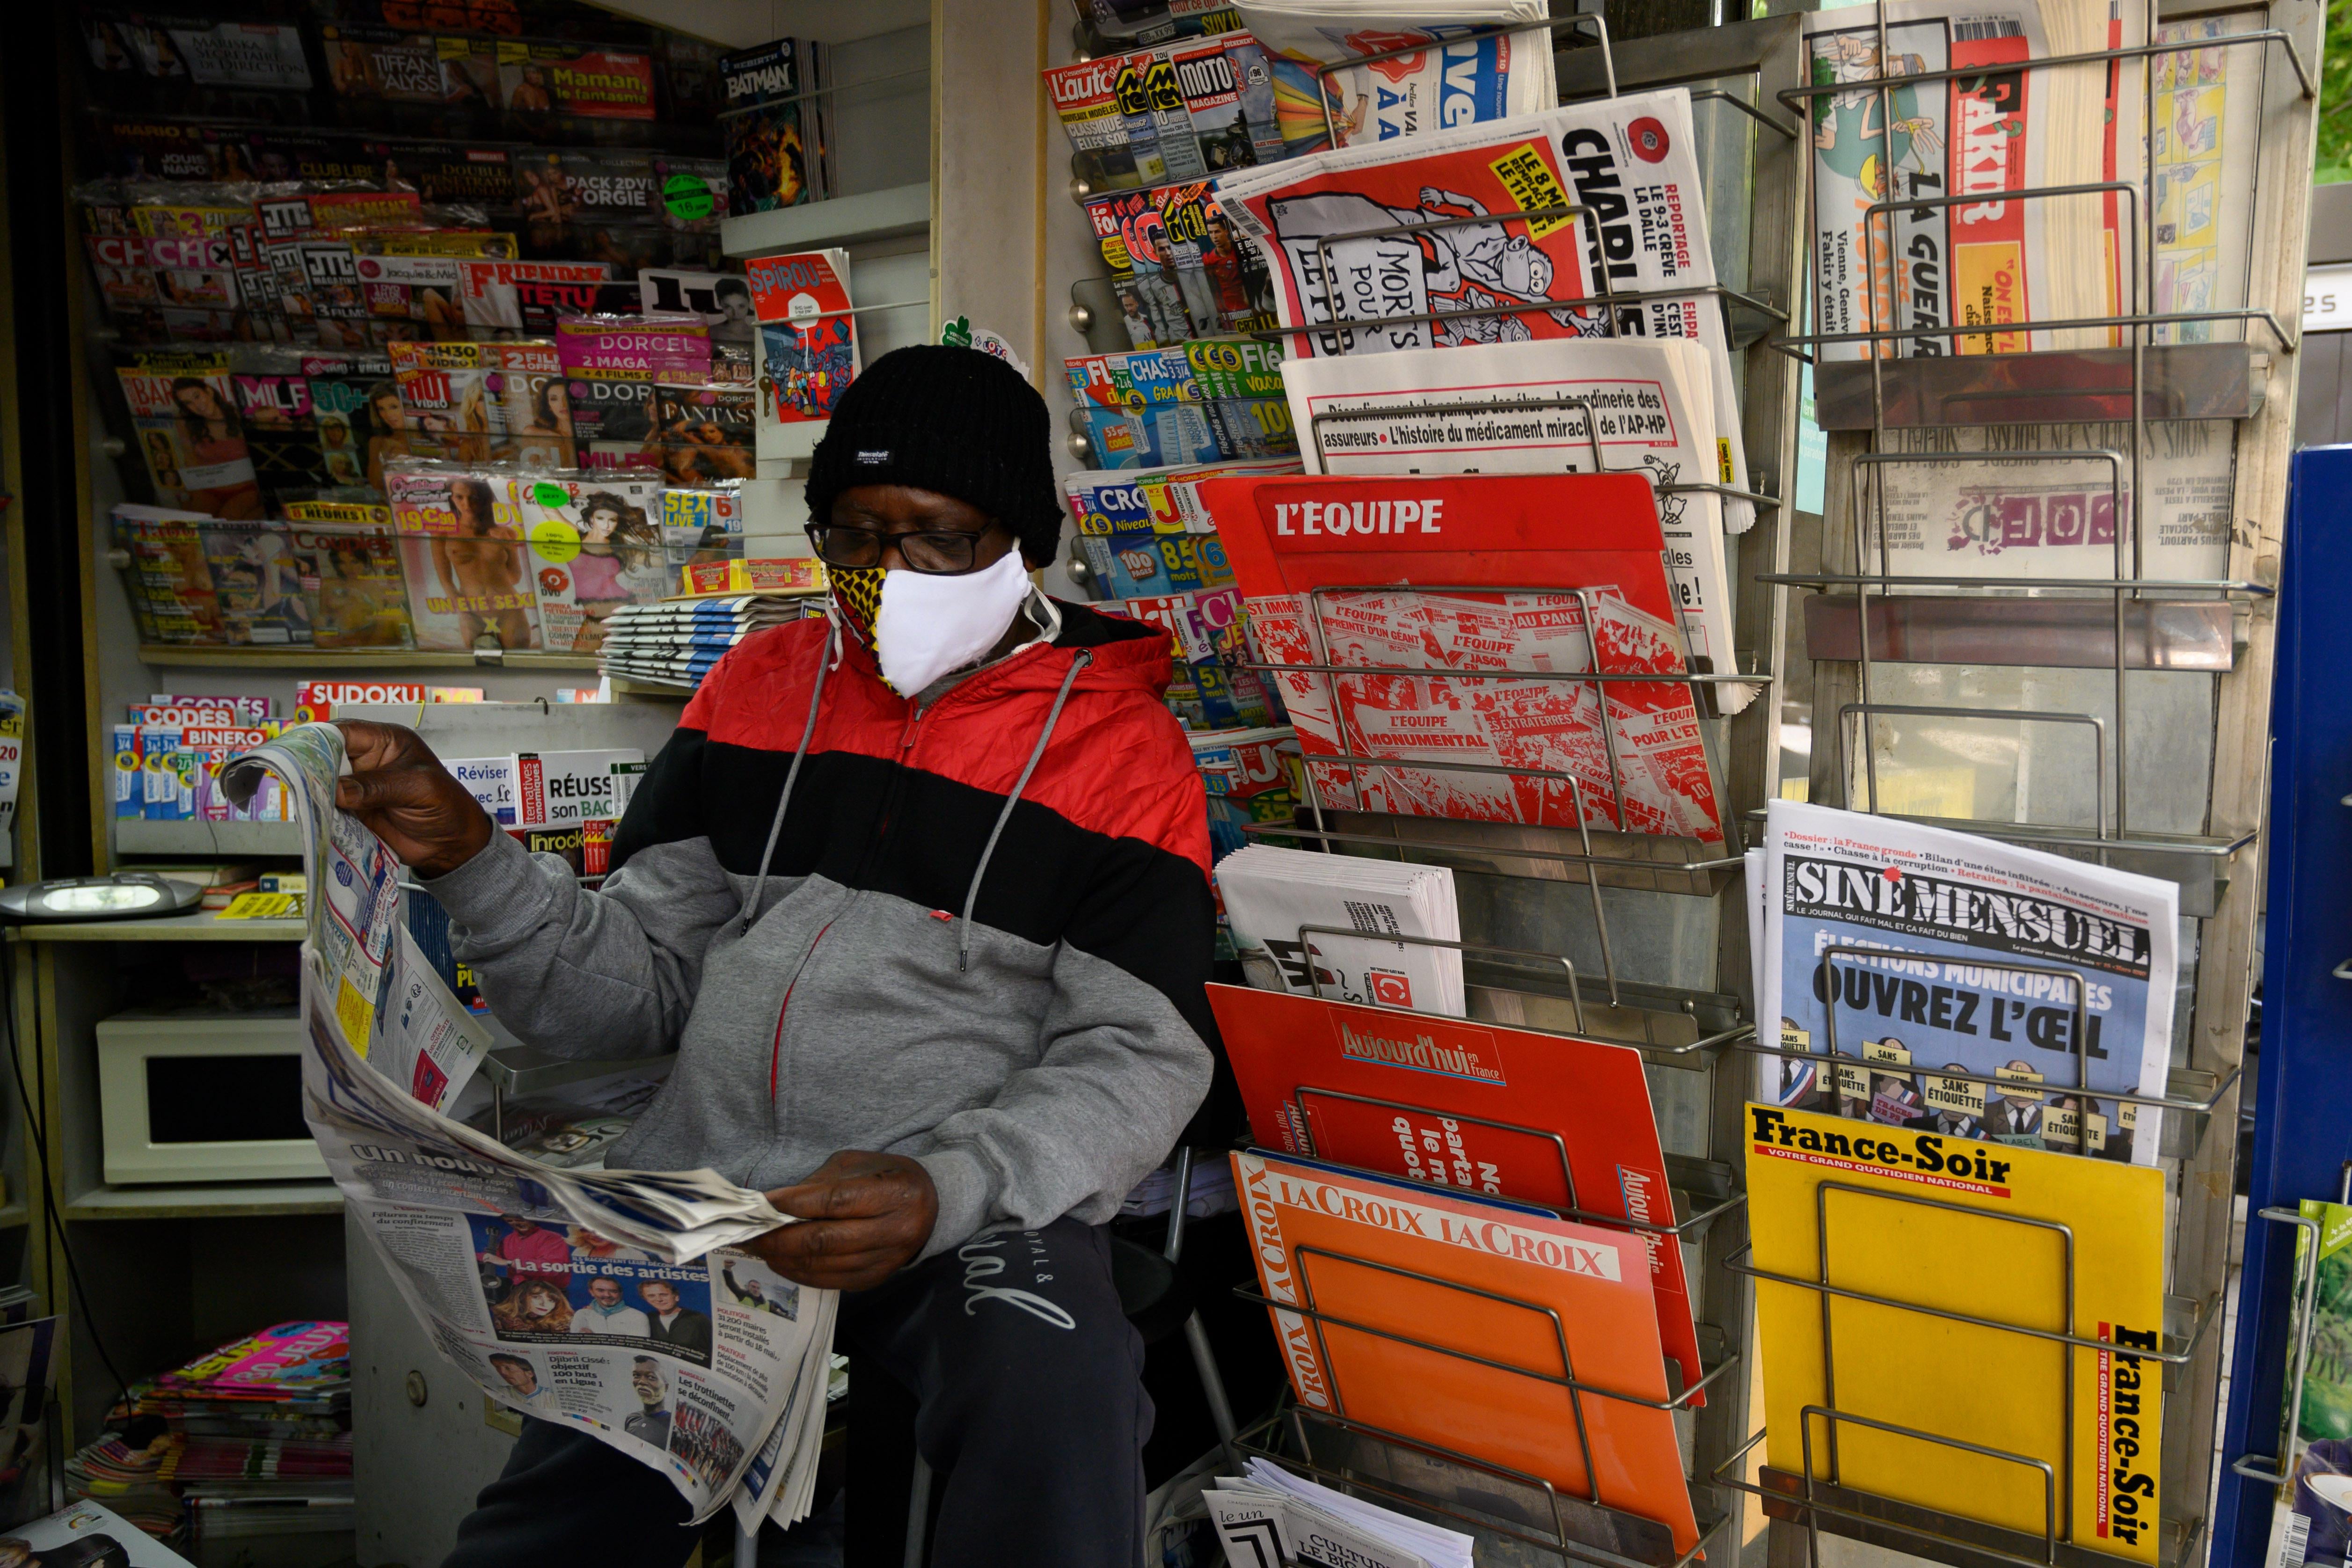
[1731,0,2318,1561]
[1145,15,1808,1566]
[1114,0,2326,1564]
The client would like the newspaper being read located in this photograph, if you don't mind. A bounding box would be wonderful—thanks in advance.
[1759,800,2174,1166]
[221,723,836,1529]
[1213,86,1754,534]
[1278,336,1751,712]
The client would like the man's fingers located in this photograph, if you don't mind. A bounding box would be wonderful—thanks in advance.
[332,719,416,772]
[335,767,434,817]
[761,1215,912,1262]
[769,1172,917,1223]
[757,1245,908,1291]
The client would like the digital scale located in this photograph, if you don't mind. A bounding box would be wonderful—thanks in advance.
[0,873,204,924]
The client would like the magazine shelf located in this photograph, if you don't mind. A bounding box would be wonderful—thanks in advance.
[133,645,603,671]
[1181,14,1807,1556]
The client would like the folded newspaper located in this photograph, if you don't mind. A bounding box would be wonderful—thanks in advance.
[1207,1456,1476,1568]
[1803,0,2144,360]
[1757,800,2175,1165]
[1234,0,1557,149]
[221,723,836,1529]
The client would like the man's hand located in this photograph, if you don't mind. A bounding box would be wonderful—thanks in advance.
[333,720,493,877]
[749,1151,939,1292]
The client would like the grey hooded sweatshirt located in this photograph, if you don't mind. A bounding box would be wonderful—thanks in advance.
[421,601,1218,1259]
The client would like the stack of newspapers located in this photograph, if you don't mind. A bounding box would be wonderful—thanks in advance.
[219,724,836,1532]
[1209,1458,1475,1568]
[597,596,809,693]
[1749,801,2176,1162]
[1214,844,1464,1016]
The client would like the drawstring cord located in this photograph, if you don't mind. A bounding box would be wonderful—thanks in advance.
[958,650,1091,974]
[739,618,839,934]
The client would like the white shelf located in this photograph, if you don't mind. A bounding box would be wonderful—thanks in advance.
[722,182,932,258]
[141,645,600,671]
[64,1181,344,1220]
[12,907,305,943]
[116,819,302,857]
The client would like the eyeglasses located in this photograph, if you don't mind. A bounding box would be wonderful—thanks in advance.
[804,522,1004,576]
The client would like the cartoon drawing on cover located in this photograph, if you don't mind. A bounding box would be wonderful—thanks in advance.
[1809,34,1942,206]
[1267,184,1578,348]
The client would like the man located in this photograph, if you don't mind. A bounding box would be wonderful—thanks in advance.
[636,1280,710,1360]
[722,1259,795,1319]
[338,346,1214,1568]
[489,1355,555,1415]
[622,1358,671,1449]
[479,1214,570,1291]
[570,1277,649,1338]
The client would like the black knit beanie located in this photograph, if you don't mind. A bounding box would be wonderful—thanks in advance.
[804,344,1063,567]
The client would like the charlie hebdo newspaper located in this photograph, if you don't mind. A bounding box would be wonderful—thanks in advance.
[1758,801,2175,1165]
[1213,85,1756,535]
[221,723,836,1530]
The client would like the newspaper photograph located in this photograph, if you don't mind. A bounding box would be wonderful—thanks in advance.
[1803,0,2143,361]
[1759,800,2175,1165]
[1855,419,2236,583]
[221,724,836,1528]
[1214,85,1754,533]
[1278,336,1751,713]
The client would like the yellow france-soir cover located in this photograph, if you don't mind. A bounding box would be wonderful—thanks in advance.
[1747,1101,2166,1561]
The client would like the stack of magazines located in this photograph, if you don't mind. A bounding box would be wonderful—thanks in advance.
[1214,844,1464,1015]
[64,1431,181,1541]
[69,1323,352,1548]
[127,1324,354,1557]
[596,595,813,692]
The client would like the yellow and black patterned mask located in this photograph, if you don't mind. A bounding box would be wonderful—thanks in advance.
[830,564,884,645]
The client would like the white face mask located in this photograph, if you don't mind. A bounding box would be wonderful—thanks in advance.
[867,548,1034,697]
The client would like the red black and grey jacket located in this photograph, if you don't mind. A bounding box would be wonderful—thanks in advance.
[421,598,1217,1258]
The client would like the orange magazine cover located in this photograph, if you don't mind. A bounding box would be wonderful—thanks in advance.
[1234,1148,1701,1557]
[1210,983,1705,1404]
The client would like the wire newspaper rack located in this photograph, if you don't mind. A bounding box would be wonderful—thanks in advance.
[1223,563,1754,1054]
[1176,16,1808,1558]
[1711,1192,2221,1568]
[1770,0,2311,859]
[1711,0,2321,1563]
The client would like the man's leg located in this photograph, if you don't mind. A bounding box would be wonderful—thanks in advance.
[440,1415,701,1568]
[840,1218,1150,1568]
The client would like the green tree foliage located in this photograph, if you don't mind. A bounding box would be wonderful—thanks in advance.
[2321,0,2352,183]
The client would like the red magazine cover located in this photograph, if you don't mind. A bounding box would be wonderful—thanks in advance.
[1198,471,1722,840]
[1210,983,1705,1402]
[747,248,858,428]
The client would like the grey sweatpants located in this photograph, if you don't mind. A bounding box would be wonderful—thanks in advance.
[440,1219,1150,1568]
